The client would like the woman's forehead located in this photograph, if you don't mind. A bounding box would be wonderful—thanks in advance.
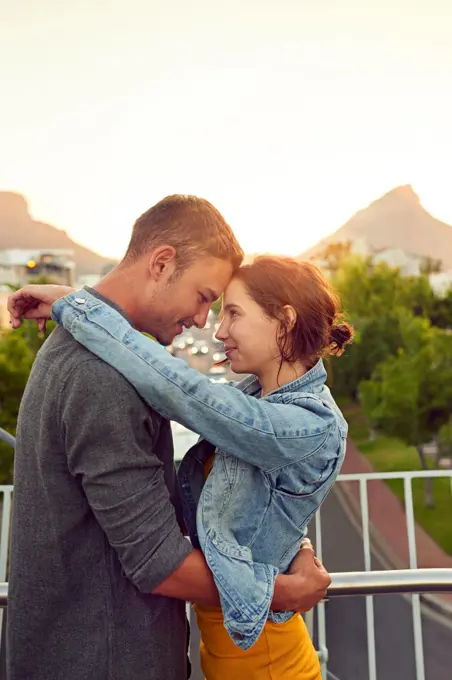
[223,277,244,301]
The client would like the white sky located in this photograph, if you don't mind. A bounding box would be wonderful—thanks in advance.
[1,0,452,258]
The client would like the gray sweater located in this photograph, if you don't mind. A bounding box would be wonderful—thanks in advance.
[7,294,193,680]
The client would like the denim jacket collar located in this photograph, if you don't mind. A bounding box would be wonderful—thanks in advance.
[234,359,327,399]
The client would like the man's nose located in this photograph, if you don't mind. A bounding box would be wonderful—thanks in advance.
[193,307,210,329]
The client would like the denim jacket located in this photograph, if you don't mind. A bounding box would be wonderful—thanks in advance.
[51,290,348,650]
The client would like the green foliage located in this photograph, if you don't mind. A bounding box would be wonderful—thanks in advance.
[420,256,442,275]
[359,323,452,448]
[438,416,452,460]
[341,401,452,555]
[316,240,353,272]
[429,286,452,329]
[333,257,435,321]
[329,256,438,400]
[0,320,55,483]
[358,321,452,508]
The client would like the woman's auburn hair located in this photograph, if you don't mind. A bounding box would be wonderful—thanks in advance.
[233,255,354,365]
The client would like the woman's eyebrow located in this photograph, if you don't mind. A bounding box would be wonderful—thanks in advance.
[223,303,241,312]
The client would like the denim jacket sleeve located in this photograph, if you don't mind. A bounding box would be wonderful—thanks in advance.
[52,290,334,471]
[203,530,279,650]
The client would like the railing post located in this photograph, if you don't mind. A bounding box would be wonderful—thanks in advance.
[0,488,11,657]
[0,430,14,680]
[360,478,377,680]
[314,510,328,676]
[404,477,425,680]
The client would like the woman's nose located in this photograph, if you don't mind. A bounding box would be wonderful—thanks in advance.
[215,319,227,340]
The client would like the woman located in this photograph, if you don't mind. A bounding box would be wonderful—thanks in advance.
[11,256,352,679]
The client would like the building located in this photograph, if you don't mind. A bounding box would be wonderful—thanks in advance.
[372,247,422,276]
[0,249,75,288]
[428,271,452,298]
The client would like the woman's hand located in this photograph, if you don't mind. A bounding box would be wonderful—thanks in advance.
[7,284,76,331]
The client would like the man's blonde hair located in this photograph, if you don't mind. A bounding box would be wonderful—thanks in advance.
[124,194,244,272]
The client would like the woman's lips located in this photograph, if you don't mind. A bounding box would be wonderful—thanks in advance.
[224,347,237,358]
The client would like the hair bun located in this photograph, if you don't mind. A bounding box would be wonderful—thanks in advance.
[329,322,354,356]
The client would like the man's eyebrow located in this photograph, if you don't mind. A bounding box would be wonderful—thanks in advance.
[207,288,221,302]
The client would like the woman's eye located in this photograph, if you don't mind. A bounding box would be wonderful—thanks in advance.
[200,294,208,304]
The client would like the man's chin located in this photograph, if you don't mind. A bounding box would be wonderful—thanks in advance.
[154,335,173,347]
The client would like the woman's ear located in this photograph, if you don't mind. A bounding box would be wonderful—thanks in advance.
[283,305,297,332]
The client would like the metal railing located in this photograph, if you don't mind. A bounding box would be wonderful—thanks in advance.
[328,567,452,596]
[0,568,450,609]
[0,430,15,449]
[310,469,452,680]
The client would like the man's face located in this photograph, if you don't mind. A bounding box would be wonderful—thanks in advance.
[141,255,233,345]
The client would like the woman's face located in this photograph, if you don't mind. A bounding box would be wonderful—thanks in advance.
[215,277,282,376]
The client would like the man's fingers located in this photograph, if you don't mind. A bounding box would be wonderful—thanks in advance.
[10,316,22,329]
[299,541,315,556]
[8,297,51,331]
[23,304,51,320]
[7,290,30,315]
[316,565,332,589]
[8,292,39,320]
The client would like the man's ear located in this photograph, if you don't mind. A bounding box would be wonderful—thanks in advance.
[148,246,177,282]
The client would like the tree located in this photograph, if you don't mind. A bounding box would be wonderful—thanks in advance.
[420,256,442,275]
[438,417,452,463]
[404,274,436,318]
[316,240,353,273]
[329,256,437,399]
[429,287,452,329]
[3,275,59,292]
[359,320,452,508]
[328,311,408,400]
[0,320,56,483]
[0,332,33,482]
[334,256,435,321]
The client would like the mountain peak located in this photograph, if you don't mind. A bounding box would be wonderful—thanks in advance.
[303,185,452,268]
[379,185,420,205]
[0,191,30,223]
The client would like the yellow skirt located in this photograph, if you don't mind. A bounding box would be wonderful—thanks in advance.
[194,605,322,680]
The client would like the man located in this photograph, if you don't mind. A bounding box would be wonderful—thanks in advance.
[7,195,330,680]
